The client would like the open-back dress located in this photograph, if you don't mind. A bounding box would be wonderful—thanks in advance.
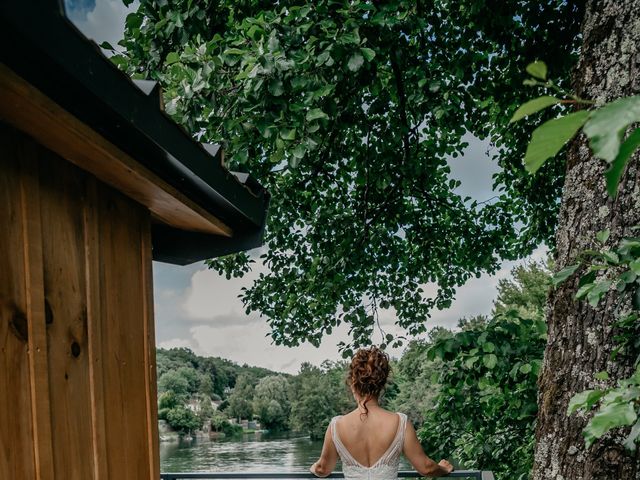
[330,413,408,480]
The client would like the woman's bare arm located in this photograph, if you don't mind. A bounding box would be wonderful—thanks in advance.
[310,423,339,477]
[402,421,453,477]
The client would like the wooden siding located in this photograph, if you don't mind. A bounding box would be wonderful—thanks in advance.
[0,123,160,480]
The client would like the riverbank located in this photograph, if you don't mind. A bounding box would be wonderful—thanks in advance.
[160,427,269,443]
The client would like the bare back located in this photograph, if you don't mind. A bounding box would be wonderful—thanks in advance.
[311,407,453,479]
[334,409,402,468]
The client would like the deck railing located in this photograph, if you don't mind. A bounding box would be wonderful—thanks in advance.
[160,471,495,480]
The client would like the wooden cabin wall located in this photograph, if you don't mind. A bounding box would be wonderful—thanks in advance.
[0,123,160,480]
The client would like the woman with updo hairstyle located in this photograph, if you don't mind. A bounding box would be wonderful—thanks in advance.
[310,346,454,479]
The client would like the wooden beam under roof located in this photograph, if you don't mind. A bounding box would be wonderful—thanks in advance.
[0,63,233,238]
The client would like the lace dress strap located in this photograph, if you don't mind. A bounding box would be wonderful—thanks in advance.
[331,416,360,467]
[375,413,407,466]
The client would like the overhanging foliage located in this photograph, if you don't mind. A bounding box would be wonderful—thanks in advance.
[116,0,583,350]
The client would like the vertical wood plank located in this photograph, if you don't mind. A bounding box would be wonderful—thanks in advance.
[141,220,160,480]
[38,150,96,480]
[19,138,55,480]
[97,184,153,480]
[0,124,37,480]
[84,177,110,480]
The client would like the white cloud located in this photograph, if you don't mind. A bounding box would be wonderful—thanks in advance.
[183,267,261,322]
[65,0,137,49]
[157,337,195,350]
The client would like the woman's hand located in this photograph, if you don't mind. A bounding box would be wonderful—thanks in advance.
[310,462,328,478]
[403,421,455,477]
[438,459,454,474]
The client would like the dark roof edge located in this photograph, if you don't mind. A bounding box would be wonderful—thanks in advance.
[0,0,269,236]
[151,224,267,266]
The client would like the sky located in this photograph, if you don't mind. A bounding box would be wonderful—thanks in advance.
[65,0,547,374]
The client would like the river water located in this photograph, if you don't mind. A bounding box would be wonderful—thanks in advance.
[160,432,412,474]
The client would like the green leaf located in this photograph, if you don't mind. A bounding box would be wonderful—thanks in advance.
[585,402,637,447]
[619,270,637,285]
[630,259,640,276]
[576,283,595,300]
[306,108,328,122]
[166,52,181,65]
[269,79,285,97]
[586,280,611,307]
[233,148,249,164]
[524,111,590,173]
[99,41,115,51]
[360,48,376,62]
[288,155,301,169]
[526,61,548,80]
[595,371,610,381]
[510,96,561,123]
[552,264,579,287]
[482,342,495,353]
[519,363,532,374]
[583,96,640,162]
[596,229,610,244]
[602,251,619,264]
[347,53,364,72]
[317,50,331,65]
[223,48,245,55]
[279,127,297,141]
[109,55,128,69]
[464,356,479,369]
[292,143,307,159]
[340,29,361,45]
[623,421,640,451]
[605,128,640,198]
[567,390,605,415]
[578,270,597,287]
[126,13,143,30]
[483,354,498,369]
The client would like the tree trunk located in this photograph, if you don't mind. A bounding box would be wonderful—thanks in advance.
[531,1,640,479]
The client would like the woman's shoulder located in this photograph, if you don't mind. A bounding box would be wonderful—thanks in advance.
[379,408,406,419]
[330,414,344,425]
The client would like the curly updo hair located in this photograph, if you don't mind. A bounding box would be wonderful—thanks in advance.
[347,346,391,415]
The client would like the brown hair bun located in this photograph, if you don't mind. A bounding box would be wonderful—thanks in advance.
[347,346,390,414]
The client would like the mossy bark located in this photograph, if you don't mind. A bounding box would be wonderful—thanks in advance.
[532,1,640,479]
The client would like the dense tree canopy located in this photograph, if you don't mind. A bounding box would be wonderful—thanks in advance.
[289,361,352,439]
[253,375,291,430]
[228,374,256,420]
[115,0,583,351]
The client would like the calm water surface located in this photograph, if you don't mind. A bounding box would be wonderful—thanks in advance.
[160,432,412,474]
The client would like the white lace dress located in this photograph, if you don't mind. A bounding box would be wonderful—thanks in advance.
[330,412,408,480]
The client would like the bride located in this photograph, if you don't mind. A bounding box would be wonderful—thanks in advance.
[310,346,454,479]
